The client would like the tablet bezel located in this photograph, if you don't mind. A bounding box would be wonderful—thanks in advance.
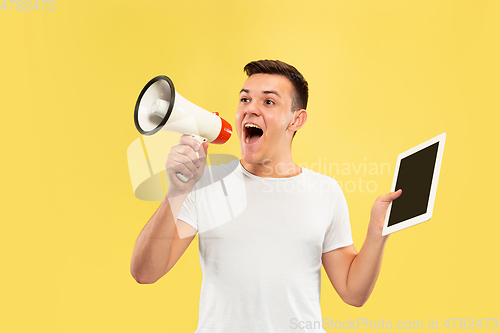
[382,132,446,236]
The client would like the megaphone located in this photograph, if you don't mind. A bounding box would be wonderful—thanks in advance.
[134,75,232,182]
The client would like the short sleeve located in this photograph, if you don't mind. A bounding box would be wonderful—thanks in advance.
[322,181,353,253]
[178,190,198,231]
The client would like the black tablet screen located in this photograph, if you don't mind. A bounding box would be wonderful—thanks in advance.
[388,142,439,227]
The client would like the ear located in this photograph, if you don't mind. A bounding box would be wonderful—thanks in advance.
[288,109,307,132]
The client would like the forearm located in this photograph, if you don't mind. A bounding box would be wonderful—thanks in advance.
[344,233,388,306]
[327,191,401,307]
[130,192,188,283]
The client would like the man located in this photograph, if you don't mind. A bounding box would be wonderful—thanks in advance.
[130,60,402,332]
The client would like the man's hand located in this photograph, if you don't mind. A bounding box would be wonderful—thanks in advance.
[368,189,403,238]
[131,134,205,284]
[166,135,208,196]
[323,189,403,306]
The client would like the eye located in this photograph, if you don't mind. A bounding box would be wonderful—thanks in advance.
[265,99,275,105]
[240,97,250,103]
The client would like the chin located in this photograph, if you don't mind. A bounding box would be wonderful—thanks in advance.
[241,155,258,165]
[240,152,263,166]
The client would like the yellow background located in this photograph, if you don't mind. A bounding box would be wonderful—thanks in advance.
[1,0,499,331]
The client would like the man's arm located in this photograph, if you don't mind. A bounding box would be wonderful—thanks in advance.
[130,136,207,284]
[130,195,196,284]
[322,190,402,307]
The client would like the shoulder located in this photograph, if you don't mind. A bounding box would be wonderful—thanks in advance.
[300,167,343,195]
[196,158,241,189]
[301,167,340,186]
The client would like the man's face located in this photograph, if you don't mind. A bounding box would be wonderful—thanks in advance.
[235,73,296,165]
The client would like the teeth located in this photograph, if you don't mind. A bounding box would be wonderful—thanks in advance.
[244,123,261,129]
[244,123,262,144]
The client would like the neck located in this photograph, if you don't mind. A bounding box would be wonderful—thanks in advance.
[240,158,302,178]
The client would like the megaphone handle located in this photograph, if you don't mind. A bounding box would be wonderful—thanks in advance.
[176,134,208,182]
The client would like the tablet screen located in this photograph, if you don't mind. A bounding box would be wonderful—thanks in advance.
[388,142,439,227]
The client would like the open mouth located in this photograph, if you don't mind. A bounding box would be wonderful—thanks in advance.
[244,123,264,144]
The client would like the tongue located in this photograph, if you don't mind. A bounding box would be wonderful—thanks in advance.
[247,134,261,144]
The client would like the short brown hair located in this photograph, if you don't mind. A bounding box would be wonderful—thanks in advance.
[244,60,309,112]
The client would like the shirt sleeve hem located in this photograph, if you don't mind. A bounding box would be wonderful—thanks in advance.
[322,239,354,254]
[177,214,198,231]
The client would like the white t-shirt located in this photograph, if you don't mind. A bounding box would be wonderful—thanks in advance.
[178,160,353,333]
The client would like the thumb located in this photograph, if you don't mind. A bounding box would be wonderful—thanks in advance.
[198,142,209,159]
[379,189,402,203]
[390,189,403,200]
[202,142,209,155]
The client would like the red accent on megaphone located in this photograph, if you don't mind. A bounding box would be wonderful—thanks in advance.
[211,117,232,144]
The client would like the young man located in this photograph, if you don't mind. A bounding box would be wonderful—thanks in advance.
[130,60,402,332]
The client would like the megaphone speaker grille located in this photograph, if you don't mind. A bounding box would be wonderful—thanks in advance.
[134,75,175,135]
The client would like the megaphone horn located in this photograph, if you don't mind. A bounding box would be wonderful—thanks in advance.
[134,75,232,182]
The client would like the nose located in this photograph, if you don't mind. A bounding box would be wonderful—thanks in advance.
[244,100,262,116]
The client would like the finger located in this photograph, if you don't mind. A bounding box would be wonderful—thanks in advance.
[171,154,199,177]
[171,144,200,165]
[201,142,209,156]
[197,142,209,163]
[394,188,403,197]
[169,146,201,176]
[378,189,402,203]
[167,161,196,179]
[168,172,194,190]
[179,135,202,153]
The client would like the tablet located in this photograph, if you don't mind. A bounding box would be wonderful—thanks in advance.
[382,132,446,236]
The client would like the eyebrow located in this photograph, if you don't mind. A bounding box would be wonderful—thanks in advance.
[239,89,281,98]
[263,90,281,98]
